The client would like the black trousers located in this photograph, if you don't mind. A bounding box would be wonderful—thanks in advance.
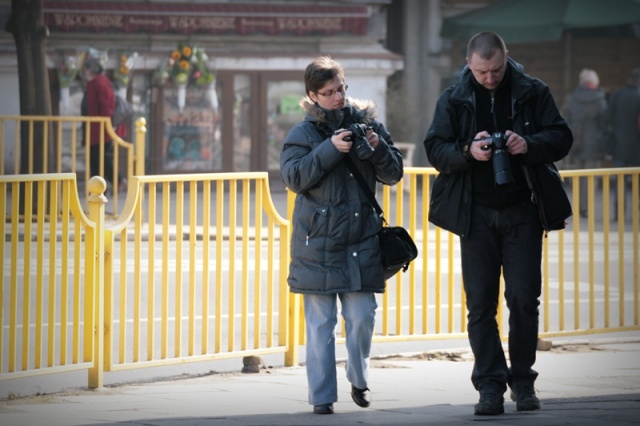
[460,201,543,393]
[90,142,121,187]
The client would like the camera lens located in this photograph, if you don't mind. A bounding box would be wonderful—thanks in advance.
[491,132,513,191]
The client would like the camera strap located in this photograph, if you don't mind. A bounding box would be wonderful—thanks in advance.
[314,121,386,221]
[343,156,388,224]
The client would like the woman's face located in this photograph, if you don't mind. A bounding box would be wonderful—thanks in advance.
[309,77,347,110]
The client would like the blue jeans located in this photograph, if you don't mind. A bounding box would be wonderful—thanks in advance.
[303,292,377,405]
[460,201,542,393]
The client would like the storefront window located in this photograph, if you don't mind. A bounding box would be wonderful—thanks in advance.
[233,75,252,171]
[161,83,222,172]
[267,81,305,172]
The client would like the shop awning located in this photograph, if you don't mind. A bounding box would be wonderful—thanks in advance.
[43,1,370,36]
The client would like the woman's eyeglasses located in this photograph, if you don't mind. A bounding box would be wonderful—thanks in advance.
[316,84,348,98]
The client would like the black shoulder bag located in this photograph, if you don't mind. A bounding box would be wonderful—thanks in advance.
[343,156,418,280]
[521,163,572,235]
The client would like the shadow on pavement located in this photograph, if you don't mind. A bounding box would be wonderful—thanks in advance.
[77,393,640,426]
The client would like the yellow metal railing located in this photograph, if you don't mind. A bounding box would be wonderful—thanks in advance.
[541,168,640,337]
[0,173,105,381]
[101,173,291,374]
[288,167,640,346]
[0,116,146,215]
[1,167,639,389]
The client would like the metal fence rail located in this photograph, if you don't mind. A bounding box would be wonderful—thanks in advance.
[101,173,292,375]
[0,115,146,215]
[319,167,640,344]
[0,173,100,381]
[1,167,639,390]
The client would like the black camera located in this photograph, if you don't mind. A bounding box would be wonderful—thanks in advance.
[487,132,513,191]
[342,123,374,160]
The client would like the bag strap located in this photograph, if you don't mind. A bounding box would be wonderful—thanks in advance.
[343,156,388,224]
[520,165,538,205]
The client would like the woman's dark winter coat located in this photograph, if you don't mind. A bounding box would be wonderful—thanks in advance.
[424,58,573,237]
[280,98,404,295]
[564,85,608,161]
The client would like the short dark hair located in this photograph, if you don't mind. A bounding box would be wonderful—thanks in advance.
[304,56,345,95]
[467,32,507,60]
[83,57,103,75]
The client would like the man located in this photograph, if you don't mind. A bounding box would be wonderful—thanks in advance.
[424,32,572,416]
[608,68,640,217]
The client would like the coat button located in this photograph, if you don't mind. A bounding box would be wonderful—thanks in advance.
[352,252,357,257]
[355,212,359,217]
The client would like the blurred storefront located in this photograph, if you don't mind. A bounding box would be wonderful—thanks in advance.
[0,1,402,179]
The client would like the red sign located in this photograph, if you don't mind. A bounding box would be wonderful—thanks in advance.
[44,2,369,36]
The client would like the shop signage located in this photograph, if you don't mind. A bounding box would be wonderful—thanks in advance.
[44,2,369,36]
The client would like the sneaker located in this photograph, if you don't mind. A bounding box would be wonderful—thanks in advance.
[474,391,504,415]
[510,383,541,411]
[312,403,334,414]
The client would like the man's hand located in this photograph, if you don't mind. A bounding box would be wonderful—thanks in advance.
[332,129,353,153]
[505,130,528,155]
[470,131,492,161]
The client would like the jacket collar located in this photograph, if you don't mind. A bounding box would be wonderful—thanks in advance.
[450,58,533,106]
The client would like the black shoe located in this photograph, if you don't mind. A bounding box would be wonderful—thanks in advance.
[474,391,504,415]
[351,385,371,408]
[313,403,334,414]
[510,383,541,411]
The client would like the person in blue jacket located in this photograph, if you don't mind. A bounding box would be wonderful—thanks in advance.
[280,56,403,415]
[424,32,572,416]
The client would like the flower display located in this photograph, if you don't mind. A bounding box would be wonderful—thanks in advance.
[113,52,137,89]
[56,51,81,87]
[154,43,214,87]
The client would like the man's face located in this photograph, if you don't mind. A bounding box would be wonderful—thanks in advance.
[467,50,508,91]
[308,77,347,111]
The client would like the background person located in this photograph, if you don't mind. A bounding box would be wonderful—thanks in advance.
[280,56,403,415]
[82,57,127,194]
[563,68,609,217]
[608,68,640,218]
[424,32,572,416]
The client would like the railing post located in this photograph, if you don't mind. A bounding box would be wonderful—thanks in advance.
[135,118,146,176]
[283,190,299,366]
[86,176,107,389]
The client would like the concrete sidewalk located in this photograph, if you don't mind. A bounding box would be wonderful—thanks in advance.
[1,337,639,425]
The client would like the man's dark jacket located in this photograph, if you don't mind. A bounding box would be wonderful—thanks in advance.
[424,58,573,237]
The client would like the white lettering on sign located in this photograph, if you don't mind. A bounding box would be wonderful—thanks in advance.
[276,17,343,32]
[52,13,124,28]
[167,16,236,31]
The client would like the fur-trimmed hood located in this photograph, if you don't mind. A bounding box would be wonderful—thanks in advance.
[299,96,378,129]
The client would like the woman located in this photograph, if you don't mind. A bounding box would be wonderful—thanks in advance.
[280,56,403,415]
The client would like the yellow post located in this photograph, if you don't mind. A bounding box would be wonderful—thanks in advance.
[87,176,107,389]
[284,189,299,366]
[134,118,146,176]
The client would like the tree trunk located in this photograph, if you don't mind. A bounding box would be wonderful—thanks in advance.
[6,0,52,175]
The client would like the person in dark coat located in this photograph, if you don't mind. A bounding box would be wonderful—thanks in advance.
[563,68,609,216]
[82,57,128,194]
[424,32,572,416]
[608,68,640,217]
[280,56,403,415]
